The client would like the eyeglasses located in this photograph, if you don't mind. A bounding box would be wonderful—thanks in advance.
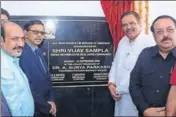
[28,30,46,36]
[155,28,176,36]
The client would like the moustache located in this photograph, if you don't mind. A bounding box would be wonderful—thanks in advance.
[161,36,172,42]
[35,39,42,41]
[126,28,135,33]
[13,46,24,50]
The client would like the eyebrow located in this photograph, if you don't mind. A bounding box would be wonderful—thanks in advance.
[156,26,175,30]
[12,36,25,38]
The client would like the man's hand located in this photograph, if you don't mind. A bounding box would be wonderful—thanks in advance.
[158,110,166,116]
[48,101,57,116]
[108,83,121,101]
[143,107,165,116]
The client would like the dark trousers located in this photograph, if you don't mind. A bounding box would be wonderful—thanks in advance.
[34,111,54,117]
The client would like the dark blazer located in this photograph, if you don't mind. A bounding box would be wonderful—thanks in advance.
[19,43,55,114]
[1,92,11,116]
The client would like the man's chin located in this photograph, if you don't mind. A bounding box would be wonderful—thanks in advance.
[13,52,22,57]
[127,35,136,40]
[35,41,42,45]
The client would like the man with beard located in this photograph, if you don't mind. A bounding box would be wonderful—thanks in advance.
[129,15,176,116]
[19,20,56,117]
[108,11,155,116]
[1,22,34,116]
[166,65,176,116]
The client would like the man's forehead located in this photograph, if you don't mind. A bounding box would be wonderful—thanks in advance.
[29,24,45,29]
[154,18,175,27]
[3,22,24,37]
[122,15,138,23]
[3,22,22,31]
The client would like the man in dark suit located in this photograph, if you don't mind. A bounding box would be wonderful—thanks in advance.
[19,20,56,117]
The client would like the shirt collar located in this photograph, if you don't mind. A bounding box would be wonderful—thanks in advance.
[151,45,159,57]
[1,49,19,63]
[25,40,38,52]
[126,31,144,45]
[171,47,176,57]
[151,46,176,58]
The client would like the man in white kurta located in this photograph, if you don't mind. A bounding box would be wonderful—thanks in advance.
[108,11,156,116]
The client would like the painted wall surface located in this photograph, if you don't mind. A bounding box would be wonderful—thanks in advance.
[2,1,176,35]
[1,1,105,16]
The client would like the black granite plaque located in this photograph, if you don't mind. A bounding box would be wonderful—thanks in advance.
[12,16,113,86]
[12,16,114,117]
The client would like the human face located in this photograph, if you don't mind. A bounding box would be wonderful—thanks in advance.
[121,14,142,40]
[25,24,45,47]
[1,14,8,23]
[1,23,25,57]
[153,18,176,51]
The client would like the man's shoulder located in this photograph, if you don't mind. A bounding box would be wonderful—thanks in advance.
[21,44,33,56]
[139,33,156,45]
[117,36,128,47]
[140,45,157,56]
[1,52,12,68]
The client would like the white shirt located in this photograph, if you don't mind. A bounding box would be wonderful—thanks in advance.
[108,32,156,94]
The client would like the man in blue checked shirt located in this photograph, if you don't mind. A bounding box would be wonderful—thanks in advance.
[1,21,34,116]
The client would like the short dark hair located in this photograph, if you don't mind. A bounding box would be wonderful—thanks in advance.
[150,15,176,33]
[121,11,141,23]
[24,20,44,31]
[1,8,10,19]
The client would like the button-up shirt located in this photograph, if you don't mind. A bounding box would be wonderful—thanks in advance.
[109,33,155,94]
[170,65,176,85]
[1,49,34,116]
[129,46,176,114]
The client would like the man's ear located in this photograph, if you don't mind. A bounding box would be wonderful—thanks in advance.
[24,30,28,38]
[152,33,157,43]
[0,36,5,47]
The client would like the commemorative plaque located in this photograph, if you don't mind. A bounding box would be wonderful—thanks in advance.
[12,16,113,86]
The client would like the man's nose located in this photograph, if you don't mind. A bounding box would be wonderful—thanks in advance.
[17,38,25,47]
[127,24,132,29]
[163,30,169,37]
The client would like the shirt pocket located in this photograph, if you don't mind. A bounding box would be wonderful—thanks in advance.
[123,55,138,71]
[141,70,156,86]
[1,72,19,96]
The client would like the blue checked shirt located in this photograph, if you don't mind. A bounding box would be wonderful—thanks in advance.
[1,49,34,116]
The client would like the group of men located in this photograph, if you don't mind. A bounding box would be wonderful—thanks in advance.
[108,11,176,116]
[1,7,176,117]
[1,8,56,117]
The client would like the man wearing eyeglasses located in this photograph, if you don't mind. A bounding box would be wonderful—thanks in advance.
[129,15,176,116]
[19,20,56,117]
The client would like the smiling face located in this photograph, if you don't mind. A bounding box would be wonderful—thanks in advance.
[153,18,176,51]
[121,14,142,40]
[25,24,45,47]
